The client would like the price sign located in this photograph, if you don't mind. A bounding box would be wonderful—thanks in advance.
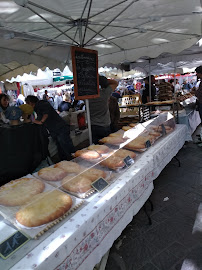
[124,156,135,167]
[0,231,30,259]
[145,140,151,148]
[161,124,166,135]
[71,46,99,100]
[91,178,109,192]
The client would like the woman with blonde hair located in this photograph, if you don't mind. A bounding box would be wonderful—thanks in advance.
[58,92,72,112]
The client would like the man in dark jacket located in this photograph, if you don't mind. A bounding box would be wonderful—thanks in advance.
[25,95,75,161]
[195,66,202,123]
[89,75,118,144]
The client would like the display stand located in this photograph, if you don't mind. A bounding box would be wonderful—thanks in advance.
[178,109,201,141]
[0,124,188,270]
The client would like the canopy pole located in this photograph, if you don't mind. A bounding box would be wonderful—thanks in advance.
[149,59,151,102]
[78,21,93,145]
[174,61,176,93]
[85,99,92,145]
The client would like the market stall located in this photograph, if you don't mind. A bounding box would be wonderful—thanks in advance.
[0,113,187,270]
[176,94,201,141]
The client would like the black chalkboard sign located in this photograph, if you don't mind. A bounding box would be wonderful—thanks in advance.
[124,155,135,167]
[145,140,151,148]
[91,178,109,192]
[0,231,29,259]
[71,46,99,100]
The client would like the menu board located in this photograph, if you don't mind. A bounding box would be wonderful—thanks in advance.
[71,46,99,100]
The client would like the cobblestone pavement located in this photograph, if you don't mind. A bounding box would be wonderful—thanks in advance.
[105,129,202,270]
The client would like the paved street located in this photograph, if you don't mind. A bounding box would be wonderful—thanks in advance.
[105,129,202,270]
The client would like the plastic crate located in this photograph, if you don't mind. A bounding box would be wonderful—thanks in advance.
[119,94,142,116]
[121,94,142,106]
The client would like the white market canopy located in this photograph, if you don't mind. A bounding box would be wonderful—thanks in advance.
[6,65,73,85]
[0,0,201,79]
[99,66,146,79]
[131,42,202,75]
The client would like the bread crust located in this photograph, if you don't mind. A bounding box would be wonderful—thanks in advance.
[122,126,132,131]
[114,149,136,159]
[81,168,106,181]
[54,161,81,173]
[0,178,45,206]
[74,149,101,159]
[101,156,125,170]
[87,144,109,154]
[62,175,92,193]
[99,136,125,145]
[124,135,154,151]
[38,167,67,181]
[16,190,72,227]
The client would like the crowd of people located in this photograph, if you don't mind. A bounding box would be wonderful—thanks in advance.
[0,75,120,160]
[1,68,201,160]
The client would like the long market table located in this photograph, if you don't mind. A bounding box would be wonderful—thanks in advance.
[1,124,187,270]
[178,109,201,141]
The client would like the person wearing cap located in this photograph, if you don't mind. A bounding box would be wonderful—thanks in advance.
[5,106,22,126]
[88,75,118,144]
[25,95,75,161]
[195,66,202,123]
[19,104,34,123]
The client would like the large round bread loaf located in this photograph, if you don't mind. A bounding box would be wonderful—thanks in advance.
[16,190,72,227]
[0,178,45,206]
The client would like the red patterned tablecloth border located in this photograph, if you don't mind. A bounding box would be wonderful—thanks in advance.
[55,170,153,270]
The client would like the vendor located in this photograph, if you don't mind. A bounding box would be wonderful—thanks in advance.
[142,75,156,103]
[89,75,118,144]
[25,95,75,161]
[195,66,202,123]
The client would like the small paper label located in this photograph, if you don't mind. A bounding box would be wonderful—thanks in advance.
[161,124,166,135]
[124,156,135,167]
[91,178,109,192]
[145,140,151,148]
[0,231,30,259]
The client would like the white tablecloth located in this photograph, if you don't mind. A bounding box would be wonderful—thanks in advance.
[178,110,200,141]
[7,124,187,270]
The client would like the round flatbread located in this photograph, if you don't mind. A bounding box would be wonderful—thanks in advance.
[129,123,137,127]
[38,167,67,181]
[114,149,136,159]
[149,131,161,137]
[101,156,125,170]
[0,178,45,207]
[99,136,125,145]
[74,149,101,160]
[122,126,132,131]
[62,175,92,193]
[87,144,109,154]
[16,190,72,227]
[81,167,106,181]
[54,161,81,173]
